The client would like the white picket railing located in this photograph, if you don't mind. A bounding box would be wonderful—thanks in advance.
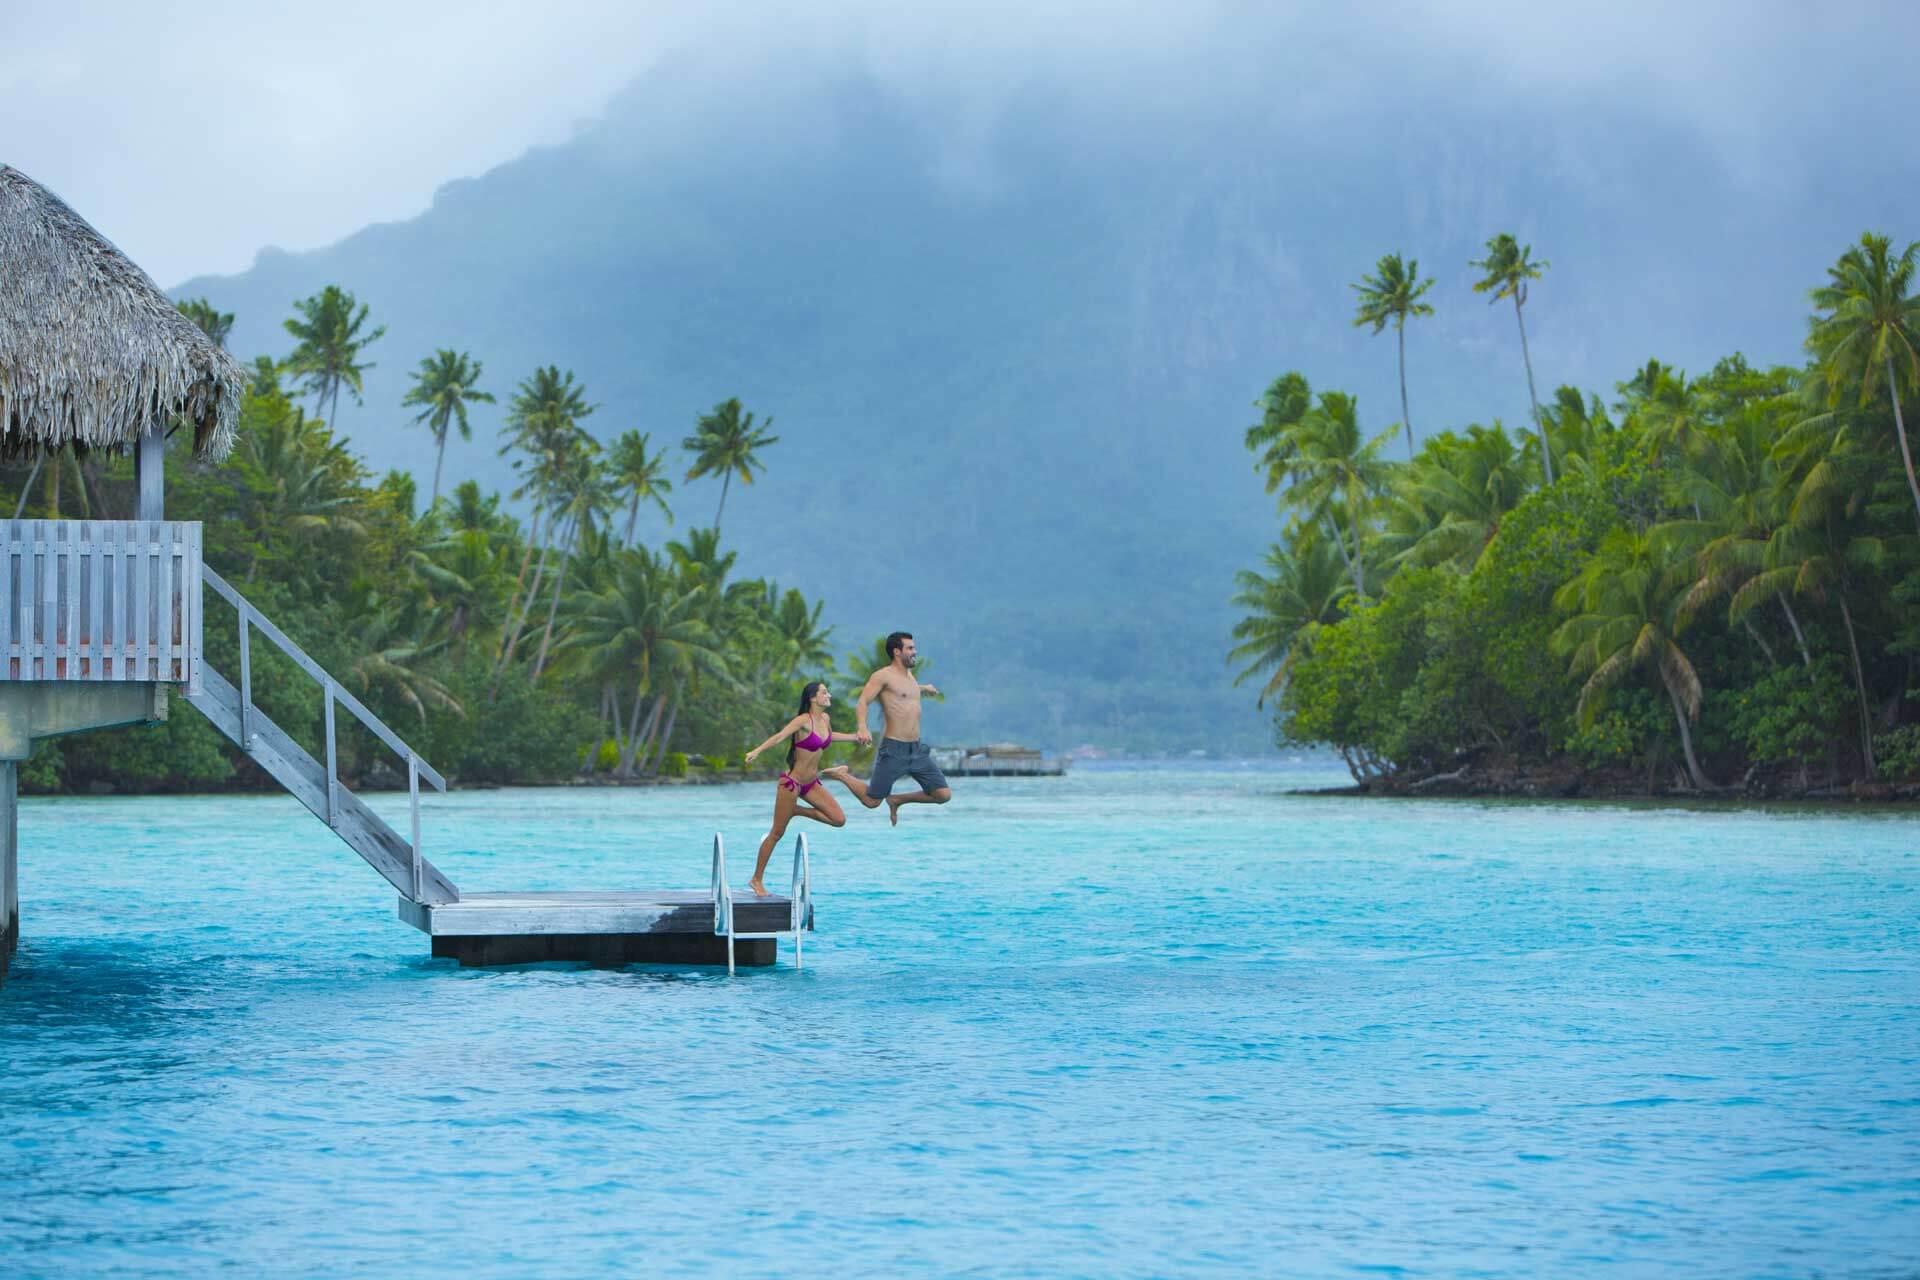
[0,520,202,689]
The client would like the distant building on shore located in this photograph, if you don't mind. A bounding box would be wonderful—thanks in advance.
[931,743,1069,777]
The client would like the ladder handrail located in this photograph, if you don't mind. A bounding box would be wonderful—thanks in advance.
[201,565,447,793]
[710,830,812,975]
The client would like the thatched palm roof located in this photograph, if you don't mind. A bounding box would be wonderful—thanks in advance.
[0,165,242,461]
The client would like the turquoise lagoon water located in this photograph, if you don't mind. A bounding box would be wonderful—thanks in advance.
[2,762,1917,1276]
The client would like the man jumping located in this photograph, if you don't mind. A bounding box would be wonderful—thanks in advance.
[823,631,952,826]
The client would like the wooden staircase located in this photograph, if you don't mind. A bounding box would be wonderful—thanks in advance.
[184,567,458,905]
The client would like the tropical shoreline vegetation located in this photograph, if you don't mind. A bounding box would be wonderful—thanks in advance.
[1233,232,1920,798]
[1,287,883,795]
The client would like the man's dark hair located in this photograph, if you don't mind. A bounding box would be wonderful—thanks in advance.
[885,631,914,659]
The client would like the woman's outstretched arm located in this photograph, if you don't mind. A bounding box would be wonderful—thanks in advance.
[745,716,804,764]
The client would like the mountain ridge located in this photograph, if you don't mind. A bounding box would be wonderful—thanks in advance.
[171,62,1911,750]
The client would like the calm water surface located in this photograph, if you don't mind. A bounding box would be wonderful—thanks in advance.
[2,763,1917,1276]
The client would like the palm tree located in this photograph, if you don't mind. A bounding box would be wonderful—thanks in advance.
[1384,423,1530,571]
[284,286,386,428]
[341,604,463,723]
[766,587,834,680]
[610,429,674,544]
[1761,419,1899,774]
[1273,391,1395,598]
[176,298,234,349]
[1229,533,1351,706]
[1805,233,1920,529]
[1667,400,1812,668]
[560,551,732,777]
[530,446,616,681]
[682,398,778,531]
[1471,233,1554,484]
[1244,371,1314,492]
[402,349,494,507]
[248,355,284,398]
[1552,528,1716,790]
[411,483,516,655]
[233,401,368,582]
[1539,386,1614,478]
[1351,253,1436,459]
[1729,520,1888,774]
[494,367,595,673]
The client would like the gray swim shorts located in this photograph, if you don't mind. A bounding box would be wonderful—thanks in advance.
[867,738,949,800]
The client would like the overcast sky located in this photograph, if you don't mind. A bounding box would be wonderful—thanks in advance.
[2,1,1911,288]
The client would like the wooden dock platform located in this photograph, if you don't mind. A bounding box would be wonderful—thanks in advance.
[400,889,809,967]
[400,832,816,971]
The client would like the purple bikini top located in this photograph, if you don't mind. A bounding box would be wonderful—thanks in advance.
[793,721,832,753]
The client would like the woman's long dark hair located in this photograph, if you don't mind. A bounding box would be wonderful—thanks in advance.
[788,681,826,768]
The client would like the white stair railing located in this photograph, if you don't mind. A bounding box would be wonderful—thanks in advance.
[202,565,446,901]
[710,830,813,975]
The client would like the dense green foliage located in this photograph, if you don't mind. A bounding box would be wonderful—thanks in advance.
[2,293,887,794]
[1235,232,1920,791]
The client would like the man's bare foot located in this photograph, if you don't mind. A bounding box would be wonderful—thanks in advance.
[887,797,902,827]
[748,879,770,897]
[824,765,851,781]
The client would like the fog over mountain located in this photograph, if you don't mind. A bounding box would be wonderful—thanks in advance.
[162,8,1918,750]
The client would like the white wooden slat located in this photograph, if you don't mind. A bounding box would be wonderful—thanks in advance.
[65,522,81,680]
[102,523,119,680]
[0,525,13,680]
[19,528,34,681]
[89,523,105,680]
[133,520,150,681]
[188,522,202,694]
[156,527,175,683]
[41,523,58,681]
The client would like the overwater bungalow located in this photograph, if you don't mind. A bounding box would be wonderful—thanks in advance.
[0,166,806,981]
[930,742,1070,777]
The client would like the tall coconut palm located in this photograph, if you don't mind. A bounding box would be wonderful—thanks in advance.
[1351,253,1436,459]
[402,349,494,507]
[1471,233,1554,484]
[610,429,675,544]
[1552,528,1716,790]
[1229,532,1351,706]
[1805,233,1920,529]
[682,398,778,531]
[284,285,385,428]
[494,366,595,673]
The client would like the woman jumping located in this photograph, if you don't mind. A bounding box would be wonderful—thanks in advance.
[742,681,858,897]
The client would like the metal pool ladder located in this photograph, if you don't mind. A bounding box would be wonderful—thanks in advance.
[710,830,813,975]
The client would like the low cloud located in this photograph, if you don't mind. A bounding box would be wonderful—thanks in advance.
[2,0,1907,285]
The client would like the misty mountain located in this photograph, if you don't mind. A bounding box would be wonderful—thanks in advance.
[171,57,1915,751]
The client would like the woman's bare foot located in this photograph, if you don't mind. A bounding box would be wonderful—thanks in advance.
[748,878,770,897]
[887,796,903,827]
